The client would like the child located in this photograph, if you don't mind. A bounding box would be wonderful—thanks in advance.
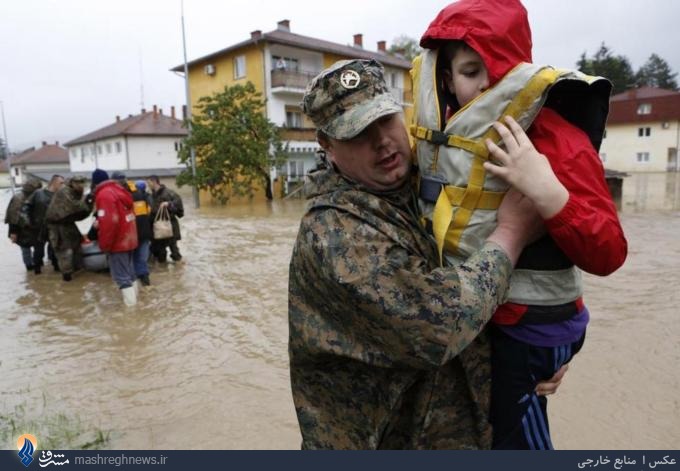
[411,0,628,449]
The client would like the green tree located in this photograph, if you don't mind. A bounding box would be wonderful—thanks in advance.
[635,53,678,90]
[388,35,422,62]
[177,82,287,204]
[576,43,636,94]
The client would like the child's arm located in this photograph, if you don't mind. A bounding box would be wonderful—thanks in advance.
[484,115,627,276]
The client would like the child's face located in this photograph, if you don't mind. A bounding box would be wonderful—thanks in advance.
[445,47,489,108]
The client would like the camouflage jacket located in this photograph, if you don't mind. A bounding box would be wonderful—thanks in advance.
[45,185,90,250]
[288,166,514,449]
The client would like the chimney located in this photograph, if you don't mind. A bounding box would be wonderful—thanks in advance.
[277,19,290,32]
[116,115,120,122]
[55,141,59,146]
[251,30,262,40]
[42,141,47,146]
[377,40,386,52]
[153,105,158,117]
[171,106,176,119]
[353,34,363,48]
[159,108,164,116]
[141,108,146,114]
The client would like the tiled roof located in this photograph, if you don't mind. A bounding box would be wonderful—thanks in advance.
[607,87,680,124]
[64,111,188,146]
[171,28,412,72]
[11,144,69,165]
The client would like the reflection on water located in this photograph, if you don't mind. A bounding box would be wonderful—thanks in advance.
[0,173,678,449]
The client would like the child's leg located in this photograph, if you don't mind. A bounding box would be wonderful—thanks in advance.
[490,327,585,450]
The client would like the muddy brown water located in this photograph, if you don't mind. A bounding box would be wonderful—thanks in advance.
[1,172,678,449]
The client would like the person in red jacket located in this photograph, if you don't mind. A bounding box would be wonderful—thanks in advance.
[419,0,627,449]
[91,168,139,306]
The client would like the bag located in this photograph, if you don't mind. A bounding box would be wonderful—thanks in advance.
[153,206,173,240]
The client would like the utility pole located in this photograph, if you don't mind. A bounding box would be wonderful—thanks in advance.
[181,0,199,209]
[0,101,15,194]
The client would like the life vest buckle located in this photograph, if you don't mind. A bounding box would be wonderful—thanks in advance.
[429,130,449,146]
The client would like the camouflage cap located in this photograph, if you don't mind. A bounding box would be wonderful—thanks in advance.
[302,59,403,140]
[69,175,86,184]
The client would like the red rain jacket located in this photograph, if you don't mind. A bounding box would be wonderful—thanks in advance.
[94,180,138,253]
[421,0,627,278]
[422,0,627,324]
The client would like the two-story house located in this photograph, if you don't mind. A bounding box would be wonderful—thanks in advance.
[171,19,413,201]
[8,142,70,185]
[64,106,188,179]
[600,87,680,173]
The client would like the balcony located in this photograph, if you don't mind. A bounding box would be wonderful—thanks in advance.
[279,127,317,142]
[270,69,319,94]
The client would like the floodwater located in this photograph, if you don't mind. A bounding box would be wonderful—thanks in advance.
[1,172,679,450]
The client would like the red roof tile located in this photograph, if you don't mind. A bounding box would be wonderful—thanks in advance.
[64,111,187,146]
[607,87,680,124]
[11,144,68,165]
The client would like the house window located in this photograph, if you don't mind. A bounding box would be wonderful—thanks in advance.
[286,111,303,128]
[106,143,112,154]
[14,167,19,176]
[174,141,183,151]
[637,103,652,115]
[272,55,299,72]
[638,127,651,137]
[234,55,246,79]
[115,142,122,153]
[636,152,650,163]
[96,145,102,155]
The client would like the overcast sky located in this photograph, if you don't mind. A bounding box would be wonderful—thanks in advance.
[1,0,678,151]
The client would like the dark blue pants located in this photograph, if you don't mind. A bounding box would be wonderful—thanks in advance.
[490,326,585,450]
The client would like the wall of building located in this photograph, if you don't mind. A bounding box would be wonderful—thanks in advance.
[127,136,183,170]
[600,120,680,172]
[68,137,128,172]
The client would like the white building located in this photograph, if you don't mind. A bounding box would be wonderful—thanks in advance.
[600,87,680,173]
[64,106,188,177]
[7,142,70,185]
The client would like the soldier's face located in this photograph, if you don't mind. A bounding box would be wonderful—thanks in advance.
[321,113,411,191]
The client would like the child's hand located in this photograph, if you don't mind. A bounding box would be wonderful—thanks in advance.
[484,116,569,219]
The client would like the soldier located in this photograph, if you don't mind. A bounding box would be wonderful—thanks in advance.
[147,175,184,263]
[20,174,65,273]
[288,59,560,449]
[4,178,43,271]
[46,176,91,281]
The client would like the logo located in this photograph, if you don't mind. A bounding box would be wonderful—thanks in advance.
[17,434,37,467]
[39,450,69,468]
[340,70,361,89]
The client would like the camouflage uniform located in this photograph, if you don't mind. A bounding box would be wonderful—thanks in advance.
[46,177,91,274]
[289,59,517,449]
[289,166,515,449]
[5,179,42,246]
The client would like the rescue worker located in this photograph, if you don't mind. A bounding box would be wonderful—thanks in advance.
[288,59,550,449]
[131,180,152,286]
[91,169,139,306]
[414,0,627,449]
[147,175,184,263]
[4,178,42,271]
[20,174,65,273]
[45,176,91,281]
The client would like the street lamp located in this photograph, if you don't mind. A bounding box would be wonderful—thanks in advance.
[181,0,199,209]
[0,101,15,194]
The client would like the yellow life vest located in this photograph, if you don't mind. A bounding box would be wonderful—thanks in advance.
[410,49,611,306]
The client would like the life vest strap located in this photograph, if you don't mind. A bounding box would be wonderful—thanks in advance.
[410,125,490,158]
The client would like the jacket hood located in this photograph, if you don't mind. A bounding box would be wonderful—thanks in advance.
[95,180,134,208]
[420,0,532,85]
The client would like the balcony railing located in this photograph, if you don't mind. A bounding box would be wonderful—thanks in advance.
[278,127,317,142]
[271,69,319,91]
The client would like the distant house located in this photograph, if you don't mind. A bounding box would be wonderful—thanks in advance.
[171,19,412,200]
[64,106,188,178]
[0,159,10,188]
[8,142,70,185]
[600,87,680,172]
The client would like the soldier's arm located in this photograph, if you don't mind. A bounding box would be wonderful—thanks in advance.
[294,208,513,370]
